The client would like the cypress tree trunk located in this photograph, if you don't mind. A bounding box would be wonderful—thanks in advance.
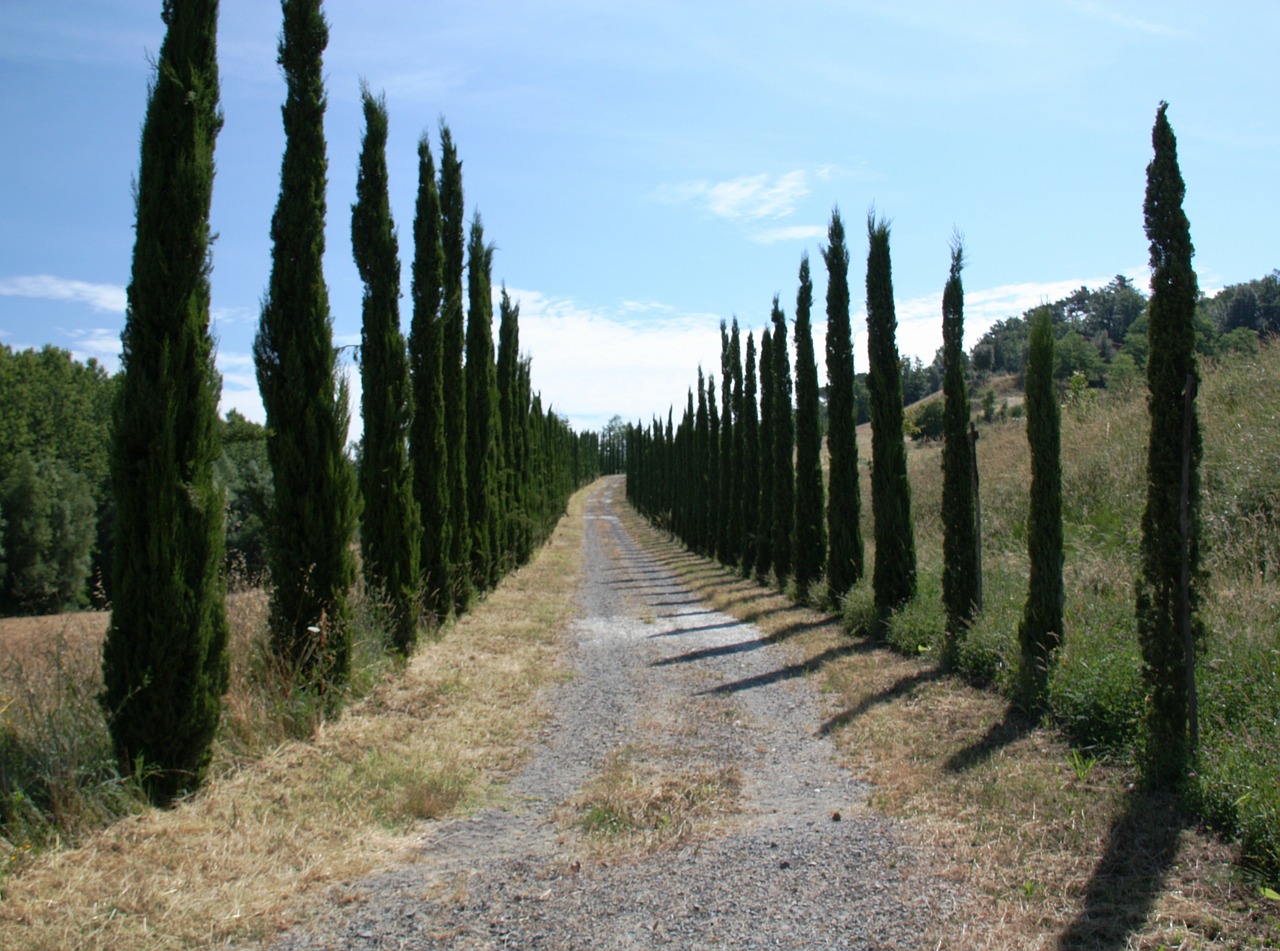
[823,209,863,601]
[1018,306,1063,714]
[771,296,795,588]
[1137,101,1203,786]
[102,0,228,803]
[408,132,451,624]
[464,213,500,591]
[740,332,760,577]
[865,214,916,615]
[793,255,825,601]
[941,235,978,667]
[437,125,472,611]
[352,86,421,654]
[756,327,774,580]
[253,0,356,686]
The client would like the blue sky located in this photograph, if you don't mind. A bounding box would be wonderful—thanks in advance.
[0,1,1276,435]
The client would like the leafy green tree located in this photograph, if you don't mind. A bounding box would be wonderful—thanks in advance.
[756,327,774,580]
[253,0,357,686]
[740,332,760,576]
[408,132,451,623]
[823,209,864,599]
[218,410,272,583]
[793,254,825,601]
[100,0,228,802]
[465,213,501,590]
[1137,102,1204,786]
[865,214,916,614]
[1018,306,1063,714]
[352,86,421,653]
[941,237,978,666]
[771,296,795,587]
[437,124,472,612]
[2,454,96,615]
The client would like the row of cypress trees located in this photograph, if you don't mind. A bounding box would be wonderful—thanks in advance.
[102,0,596,803]
[626,102,1205,789]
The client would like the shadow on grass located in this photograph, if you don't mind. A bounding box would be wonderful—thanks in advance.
[817,667,943,737]
[943,706,1035,774]
[1056,789,1186,950]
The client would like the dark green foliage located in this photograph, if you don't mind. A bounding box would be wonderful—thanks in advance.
[941,237,978,666]
[465,213,501,591]
[218,411,272,583]
[707,374,720,560]
[408,132,451,623]
[497,287,532,567]
[865,214,916,614]
[352,86,421,653]
[771,296,795,587]
[822,209,864,599]
[756,328,774,580]
[740,332,760,576]
[437,124,472,612]
[727,321,745,568]
[716,322,734,565]
[1018,306,1064,714]
[1137,102,1204,786]
[101,0,228,802]
[694,369,710,555]
[1,455,96,615]
[792,255,825,601]
[253,0,357,686]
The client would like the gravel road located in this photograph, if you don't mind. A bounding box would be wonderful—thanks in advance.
[268,477,955,949]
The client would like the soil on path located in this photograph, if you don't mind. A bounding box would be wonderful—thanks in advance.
[268,477,955,949]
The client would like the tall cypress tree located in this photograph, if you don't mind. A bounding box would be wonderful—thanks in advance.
[823,208,864,600]
[1137,101,1203,786]
[694,369,710,554]
[793,254,825,601]
[865,213,916,615]
[102,0,228,802]
[707,374,720,560]
[464,213,500,590]
[253,0,356,685]
[941,235,977,667]
[352,85,420,653]
[437,124,471,611]
[727,319,744,568]
[756,327,774,580]
[497,286,529,566]
[771,296,795,587]
[408,132,451,623]
[740,331,760,576]
[1018,306,1063,714]
[717,322,734,564]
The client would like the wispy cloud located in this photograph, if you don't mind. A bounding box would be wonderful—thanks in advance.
[1064,1,1183,38]
[0,274,127,313]
[654,170,811,221]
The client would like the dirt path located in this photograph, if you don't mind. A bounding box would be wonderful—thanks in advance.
[268,477,953,949]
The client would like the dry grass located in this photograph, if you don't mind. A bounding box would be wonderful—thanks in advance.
[0,483,594,949]
[618,502,1278,949]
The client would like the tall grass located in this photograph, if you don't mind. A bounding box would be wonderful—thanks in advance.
[843,340,1280,880]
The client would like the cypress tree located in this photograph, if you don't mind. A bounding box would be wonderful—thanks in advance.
[102,0,228,802]
[727,319,744,567]
[1018,306,1063,714]
[717,322,733,564]
[941,235,978,667]
[823,208,864,599]
[793,254,825,602]
[740,332,759,576]
[437,124,472,611]
[464,213,500,590]
[408,132,450,623]
[756,327,774,580]
[497,286,529,566]
[352,85,421,653]
[865,213,916,615]
[253,0,357,685]
[707,374,720,560]
[1137,101,1203,785]
[694,370,709,554]
[771,296,795,587]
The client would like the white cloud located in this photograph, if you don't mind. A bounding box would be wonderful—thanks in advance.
[0,274,127,313]
[749,224,827,245]
[654,169,811,221]
[1065,1,1182,38]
